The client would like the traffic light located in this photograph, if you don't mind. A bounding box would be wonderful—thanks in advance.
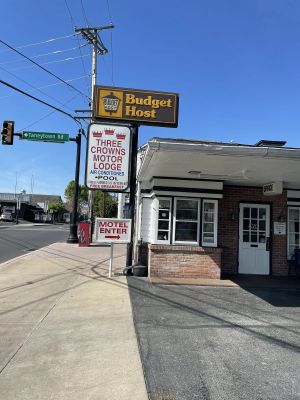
[1,120,14,145]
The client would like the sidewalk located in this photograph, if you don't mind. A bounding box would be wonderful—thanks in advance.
[0,242,148,400]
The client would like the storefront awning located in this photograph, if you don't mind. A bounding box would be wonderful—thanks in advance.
[138,138,300,189]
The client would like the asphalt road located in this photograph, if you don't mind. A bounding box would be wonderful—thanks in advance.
[128,278,300,400]
[0,223,69,264]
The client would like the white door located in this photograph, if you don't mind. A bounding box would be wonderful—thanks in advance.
[239,204,270,275]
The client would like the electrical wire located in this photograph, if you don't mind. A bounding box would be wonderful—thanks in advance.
[64,0,91,99]
[106,0,113,23]
[64,0,77,28]
[0,75,89,100]
[12,54,90,71]
[0,33,77,54]
[19,93,80,131]
[0,45,86,65]
[0,38,89,100]
[106,0,115,85]
[110,30,115,86]
[80,0,89,26]
[0,65,74,111]
[0,79,81,128]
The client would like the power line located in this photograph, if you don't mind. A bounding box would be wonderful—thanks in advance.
[64,0,77,28]
[0,65,74,112]
[12,54,90,71]
[0,79,81,127]
[0,33,77,54]
[0,75,89,100]
[106,0,115,85]
[19,93,80,131]
[80,0,90,26]
[110,30,115,86]
[106,0,113,23]
[0,38,89,100]
[0,44,85,65]
[64,0,91,98]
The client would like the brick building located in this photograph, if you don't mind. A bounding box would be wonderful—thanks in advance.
[135,138,300,279]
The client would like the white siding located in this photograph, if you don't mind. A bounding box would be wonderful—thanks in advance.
[140,197,155,243]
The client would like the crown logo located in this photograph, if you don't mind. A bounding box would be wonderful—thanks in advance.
[116,133,126,140]
[104,129,115,135]
[93,131,103,137]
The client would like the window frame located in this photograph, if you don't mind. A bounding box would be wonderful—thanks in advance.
[202,199,218,247]
[172,197,200,245]
[287,206,300,260]
[155,197,172,244]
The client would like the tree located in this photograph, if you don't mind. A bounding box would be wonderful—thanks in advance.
[93,191,117,218]
[63,181,117,219]
[64,180,88,208]
[48,201,65,222]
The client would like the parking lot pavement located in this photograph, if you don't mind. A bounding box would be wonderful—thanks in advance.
[128,278,300,400]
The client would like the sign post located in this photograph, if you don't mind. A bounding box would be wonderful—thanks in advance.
[109,244,114,278]
[95,218,132,277]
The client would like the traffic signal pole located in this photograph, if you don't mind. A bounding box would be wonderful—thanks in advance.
[75,25,114,239]
[67,131,82,243]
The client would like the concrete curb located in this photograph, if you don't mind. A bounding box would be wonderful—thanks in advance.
[0,243,55,268]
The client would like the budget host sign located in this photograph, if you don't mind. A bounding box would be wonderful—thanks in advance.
[85,123,131,191]
[95,218,132,244]
[93,85,179,127]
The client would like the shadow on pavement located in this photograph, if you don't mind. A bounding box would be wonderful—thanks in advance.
[223,274,300,307]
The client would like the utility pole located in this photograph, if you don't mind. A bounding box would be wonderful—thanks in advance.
[75,25,114,238]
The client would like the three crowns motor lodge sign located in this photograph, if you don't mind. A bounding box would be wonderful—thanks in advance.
[85,123,131,191]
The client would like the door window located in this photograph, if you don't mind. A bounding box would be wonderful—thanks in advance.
[242,206,266,244]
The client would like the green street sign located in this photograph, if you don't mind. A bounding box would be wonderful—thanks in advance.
[22,131,69,143]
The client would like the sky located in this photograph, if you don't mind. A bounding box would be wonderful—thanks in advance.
[1,0,300,199]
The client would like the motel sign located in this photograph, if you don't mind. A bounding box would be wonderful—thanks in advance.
[95,218,132,244]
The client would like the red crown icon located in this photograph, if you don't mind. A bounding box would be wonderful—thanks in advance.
[116,133,126,140]
[93,131,102,137]
[105,129,115,135]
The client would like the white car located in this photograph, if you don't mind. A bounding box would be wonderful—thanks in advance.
[0,212,13,221]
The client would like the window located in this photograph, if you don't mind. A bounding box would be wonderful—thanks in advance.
[155,197,219,246]
[156,198,171,243]
[173,198,200,244]
[288,207,300,259]
[202,200,218,247]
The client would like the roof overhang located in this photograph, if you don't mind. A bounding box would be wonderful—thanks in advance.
[138,138,300,189]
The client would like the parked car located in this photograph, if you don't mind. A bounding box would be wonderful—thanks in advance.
[0,212,13,221]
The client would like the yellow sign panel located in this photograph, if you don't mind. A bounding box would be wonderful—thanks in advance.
[94,85,179,127]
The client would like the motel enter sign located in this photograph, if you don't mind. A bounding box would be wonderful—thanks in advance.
[95,218,132,244]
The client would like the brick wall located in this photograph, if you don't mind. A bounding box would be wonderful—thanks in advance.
[219,186,288,276]
[147,244,222,279]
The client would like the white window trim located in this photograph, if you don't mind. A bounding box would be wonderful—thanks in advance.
[287,206,300,260]
[173,197,200,246]
[202,199,218,247]
[155,197,172,244]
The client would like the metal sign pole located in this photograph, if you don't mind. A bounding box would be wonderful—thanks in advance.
[109,243,114,278]
[126,125,138,269]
